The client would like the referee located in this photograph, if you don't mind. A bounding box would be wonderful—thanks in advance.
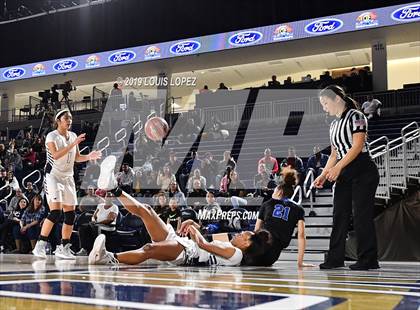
[314,85,380,271]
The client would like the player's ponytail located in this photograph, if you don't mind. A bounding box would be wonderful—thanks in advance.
[319,85,360,111]
[277,168,298,198]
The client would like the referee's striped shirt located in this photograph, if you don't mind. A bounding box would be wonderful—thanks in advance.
[329,109,369,160]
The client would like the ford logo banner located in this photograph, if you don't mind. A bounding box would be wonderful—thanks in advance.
[305,18,344,35]
[108,50,137,64]
[228,31,263,46]
[53,59,78,72]
[3,67,26,79]
[170,41,201,55]
[391,4,420,22]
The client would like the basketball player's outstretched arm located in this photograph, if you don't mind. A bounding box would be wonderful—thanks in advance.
[297,220,315,268]
[187,225,236,259]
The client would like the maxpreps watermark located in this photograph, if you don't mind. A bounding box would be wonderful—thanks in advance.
[117,76,197,87]
[197,209,259,221]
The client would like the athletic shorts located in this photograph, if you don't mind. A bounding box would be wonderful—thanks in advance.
[44,173,77,206]
[160,224,199,265]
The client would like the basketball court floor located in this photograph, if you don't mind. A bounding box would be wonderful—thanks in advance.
[0,255,418,309]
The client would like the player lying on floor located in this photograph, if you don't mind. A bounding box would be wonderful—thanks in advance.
[88,155,272,266]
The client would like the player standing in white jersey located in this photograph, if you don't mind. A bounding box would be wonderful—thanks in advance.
[33,109,102,259]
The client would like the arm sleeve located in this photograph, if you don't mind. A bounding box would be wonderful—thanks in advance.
[350,111,368,134]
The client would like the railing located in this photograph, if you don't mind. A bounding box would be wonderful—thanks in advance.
[0,184,13,204]
[369,136,391,201]
[401,122,420,182]
[303,168,316,215]
[291,185,302,205]
[22,170,42,190]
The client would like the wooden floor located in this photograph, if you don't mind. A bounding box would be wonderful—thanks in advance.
[0,255,418,309]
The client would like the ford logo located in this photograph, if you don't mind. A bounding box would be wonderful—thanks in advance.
[391,4,420,22]
[170,41,201,55]
[305,18,344,35]
[229,31,263,46]
[3,67,26,79]
[108,50,137,64]
[53,59,78,72]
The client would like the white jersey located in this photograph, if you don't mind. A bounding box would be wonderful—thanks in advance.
[195,240,243,266]
[45,130,77,177]
[163,224,243,266]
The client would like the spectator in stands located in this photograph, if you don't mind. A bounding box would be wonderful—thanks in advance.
[4,197,28,253]
[83,159,101,188]
[167,150,181,180]
[181,118,200,142]
[141,155,154,174]
[200,190,223,234]
[281,147,304,181]
[187,169,207,191]
[7,188,26,213]
[23,182,38,203]
[180,151,202,190]
[307,146,329,178]
[254,163,272,188]
[201,152,219,188]
[187,179,207,209]
[77,192,118,255]
[268,75,281,88]
[122,149,133,168]
[31,137,43,153]
[117,163,134,194]
[133,169,145,196]
[321,71,333,82]
[199,85,212,94]
[303,74,313,82]
[284,76,292,85]
[165,198,181,231]
[362,96,382,119]
[143,170,159,197]
[23,147,36,169]
[167,181,187,209]
[216,151,236,186]
[157,165,176,192]
[254,170,277,202]
[0,144,7,164]
[217,82,229,91]
[258,148,279,175]
[9,149,23,179]
[227,170,247,208]
[109,83,123,111]
[79,186,102,213]
[154,192,168,222]
[0,168,7,189]
[15,194,45,252]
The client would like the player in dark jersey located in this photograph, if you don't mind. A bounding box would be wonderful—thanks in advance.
[255,168,313,267]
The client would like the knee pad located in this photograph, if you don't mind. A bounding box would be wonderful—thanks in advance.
[63,210,76,225]
[47,209,61,224]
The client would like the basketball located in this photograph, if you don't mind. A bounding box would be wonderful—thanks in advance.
[145,117,169,141]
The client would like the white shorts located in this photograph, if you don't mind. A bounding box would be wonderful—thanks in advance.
[44,173,77,206]
[160,224,199,265]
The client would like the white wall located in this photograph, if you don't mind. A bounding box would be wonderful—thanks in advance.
[387,57,420,90]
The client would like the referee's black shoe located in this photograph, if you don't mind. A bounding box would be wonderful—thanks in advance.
[349,261,380,271]
[319,262,345,269]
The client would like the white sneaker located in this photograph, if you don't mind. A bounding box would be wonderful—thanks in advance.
[76,248,88,256]
[89,234,118,266]
[97,155,118,191]
[54,244,76,260]
[32,240,47,259]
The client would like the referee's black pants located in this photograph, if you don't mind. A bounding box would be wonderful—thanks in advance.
[327,155,380,265]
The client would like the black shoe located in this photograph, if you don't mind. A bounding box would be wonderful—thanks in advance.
[319,262,345,269]
[349,262,380,270]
